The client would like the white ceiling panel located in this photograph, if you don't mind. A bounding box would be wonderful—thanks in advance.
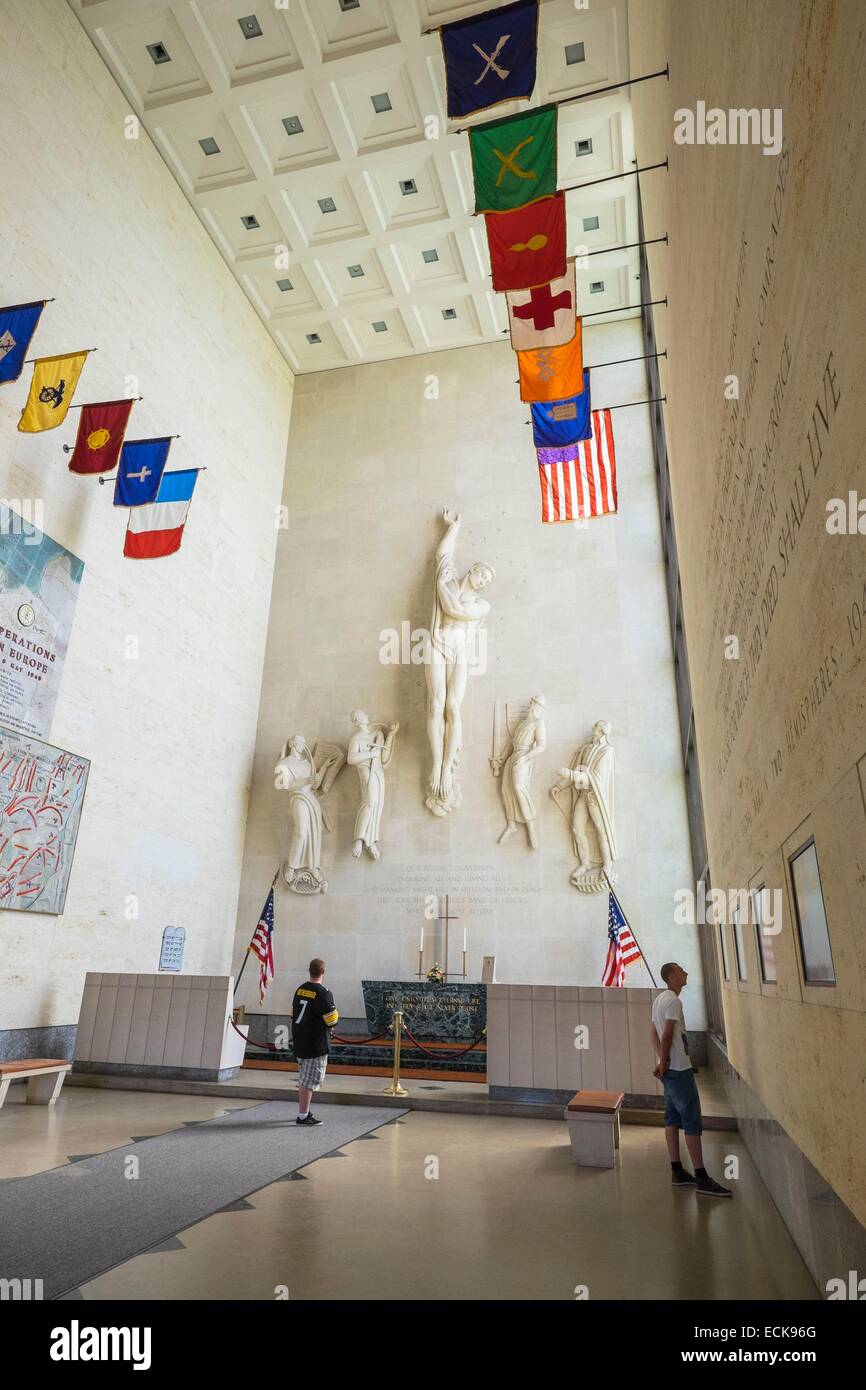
[70,0,647,373]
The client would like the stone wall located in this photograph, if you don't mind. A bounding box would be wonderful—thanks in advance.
[234,320,699,1026]
[0,0,293,1035]
[628,0,866,1231]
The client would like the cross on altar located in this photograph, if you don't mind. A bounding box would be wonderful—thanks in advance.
[513,282,572,332]
[438,894,466,980]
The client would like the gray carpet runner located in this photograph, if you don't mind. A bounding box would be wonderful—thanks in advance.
[0,1100,405,1299]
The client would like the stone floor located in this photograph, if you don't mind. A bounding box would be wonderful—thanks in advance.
[0,1085,815,1300]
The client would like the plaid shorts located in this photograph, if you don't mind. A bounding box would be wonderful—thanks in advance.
[297,1055,328,1091]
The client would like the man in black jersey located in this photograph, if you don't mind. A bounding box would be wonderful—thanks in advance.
[291,958,339,1126]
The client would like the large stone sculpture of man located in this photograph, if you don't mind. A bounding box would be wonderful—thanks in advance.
[425,508,495,817]
[553,719,617,892]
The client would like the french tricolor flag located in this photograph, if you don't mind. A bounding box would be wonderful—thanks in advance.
[124,468,199,560]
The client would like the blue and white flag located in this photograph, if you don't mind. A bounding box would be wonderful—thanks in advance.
[441,0,538,119]
[113,438,172,507]
[530,369,592,448]
[0,302,45,384]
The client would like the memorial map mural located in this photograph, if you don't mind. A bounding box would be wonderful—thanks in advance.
[0,505,83,740]
[0,728,90,914]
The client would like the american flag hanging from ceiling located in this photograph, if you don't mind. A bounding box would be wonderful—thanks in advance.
[538,408,618,524]
[602,890,641,988]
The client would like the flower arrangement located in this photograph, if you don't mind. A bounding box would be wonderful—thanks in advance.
[426,963,445,985]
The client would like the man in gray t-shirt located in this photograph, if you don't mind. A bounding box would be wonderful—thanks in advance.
[651,963,731,1197]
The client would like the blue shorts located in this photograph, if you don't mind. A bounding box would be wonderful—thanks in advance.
[662,1067,702,1136]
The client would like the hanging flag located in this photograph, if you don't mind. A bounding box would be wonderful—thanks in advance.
[68,400,134,475]
[113,438,172,506]
[538,408,618,524]
[531,369,592,447]
[602,891,641,987]
[518,319,583,403]
[123,468,199,560]
[486,192,566,292]
[0,302,45,384]
[18,351,89,432]
[470,103,557,214]
[249,885,276,1006]
[441,0,539,119]
[506,262,577,350]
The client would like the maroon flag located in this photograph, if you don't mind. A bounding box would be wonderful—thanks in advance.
[485,192,566,293]
[68,399,134,475]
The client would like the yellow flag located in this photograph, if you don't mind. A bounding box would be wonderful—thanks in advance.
[18,351,89,432]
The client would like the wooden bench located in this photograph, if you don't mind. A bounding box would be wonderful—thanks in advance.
[564,1089,624,1168]
[0,1059,71,1111]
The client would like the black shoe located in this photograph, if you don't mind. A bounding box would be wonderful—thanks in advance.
[672,1169,697,1187]
[296,1113,323,1126]
[696,1175,732,1198]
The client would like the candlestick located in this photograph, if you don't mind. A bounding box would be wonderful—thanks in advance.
[420,924,424,950]
[461,948,467,979]
[463,926,467,951]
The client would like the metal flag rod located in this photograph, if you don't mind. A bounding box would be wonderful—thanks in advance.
[602,869,658,987]
[95,457,206,485]
[23,347,98,364]
[582,295,667,318]
[452,65,670,132]
[65,396,144,411]
[513,349,666,381]
[496,237,668,299]
[558,158,668,197]
[586,233,668,258]
[63,428,181,456]
[524,394,666,423]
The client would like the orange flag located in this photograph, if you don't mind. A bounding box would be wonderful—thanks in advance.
[517,319,583,402]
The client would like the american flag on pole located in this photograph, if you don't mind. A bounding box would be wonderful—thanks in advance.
[602,890,641,987]
[538,408,617,524]
[249,886,275,1005]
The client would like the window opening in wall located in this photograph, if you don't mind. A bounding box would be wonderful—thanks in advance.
[789,840,835,985]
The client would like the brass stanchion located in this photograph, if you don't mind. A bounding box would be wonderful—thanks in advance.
[382,1010,408,1096]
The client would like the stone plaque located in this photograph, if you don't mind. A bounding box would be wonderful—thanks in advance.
[159,925,186,973]
[362,979,486,1041]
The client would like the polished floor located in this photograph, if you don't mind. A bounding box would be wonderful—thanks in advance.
[0,1083,815,1300]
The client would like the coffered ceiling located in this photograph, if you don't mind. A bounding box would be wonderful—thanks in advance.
[69,0,643,374]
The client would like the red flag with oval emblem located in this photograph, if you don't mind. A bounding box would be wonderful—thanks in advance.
[68,399,135,474]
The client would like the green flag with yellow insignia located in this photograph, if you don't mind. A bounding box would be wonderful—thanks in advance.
[470,103,557,215]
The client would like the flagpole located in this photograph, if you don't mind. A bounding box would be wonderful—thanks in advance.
[557,159,668,197]
[514,349,666,381]
[582,296,667,318]
[603,870,658,986]
[453,67,670,132]
[23,348,98,364]
[234,866,280,997]
[63,397,144,411]
[525,394,666,423]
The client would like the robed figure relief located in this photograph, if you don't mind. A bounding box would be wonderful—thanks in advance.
[348,711,399,861]
[275,735,345,894]
[425,508,495,817]
[490,695,547,849]
[551,720,617,893]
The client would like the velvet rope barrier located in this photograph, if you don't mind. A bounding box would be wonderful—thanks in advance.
[230,1018,394,1050]
[400,1023,487,1061]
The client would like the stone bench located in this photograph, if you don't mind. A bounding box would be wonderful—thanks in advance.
[0,1059,71,1111]
[564,1089,624,1168]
